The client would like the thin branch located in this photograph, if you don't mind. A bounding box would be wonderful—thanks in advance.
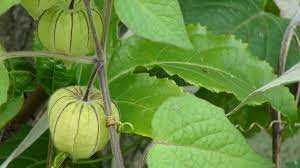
[0,51,95,64]
[0,129,5,143]
[293,33,300,105]
[83,0,125,168]
[279,11,300,74]
[82,63,102,101]
[46,138,54,168]
[274,9,300,168]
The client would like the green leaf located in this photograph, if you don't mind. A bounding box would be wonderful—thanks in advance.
[179,0,300,69]
[0,113,49,168]
[147,94,273,168]
[0,47,9,106]
[5,58,35,96]
[114,0,193,49]
[109,25,297,123]
[33,36,74,94]
[229,62,300,117]
[71,63,96,86]
[35,58,74,94]
[0,96,23,129]
[110,74,184,136]
[0,0,19,16]
[255,62,300,92]
[0,63,9,106]
[196,88,271,136]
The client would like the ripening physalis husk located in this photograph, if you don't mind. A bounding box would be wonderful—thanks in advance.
[38,1,103,56]
[48,86,118,160]
[21,0,58,19]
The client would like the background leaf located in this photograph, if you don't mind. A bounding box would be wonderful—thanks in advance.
[195,88,271,136]
[147,94,273,168]
[108,25,297,123]
[256,62,300,92]
[35,58,75,94]
[0,62,9,106]
[0,112,48,168]
[0,46,9,106]
[229,62,300,117]
[110,74,183,136]
[0,125,48,168]
[5,58,35,97]
[114,0,192,49]
[0,96,23,129]
[0,0,19,16]
[179,0,300,70]
[248,130,300,168]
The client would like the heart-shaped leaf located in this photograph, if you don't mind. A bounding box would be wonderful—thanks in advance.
[147,94,273,168]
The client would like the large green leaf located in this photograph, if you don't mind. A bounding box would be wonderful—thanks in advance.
[114,0,193,49]
[110,74,184,136]
[0,96,23,129]
[179,0,300,69]
[108,25,297,123]
[0,0,19,16]
[147,94,273,168]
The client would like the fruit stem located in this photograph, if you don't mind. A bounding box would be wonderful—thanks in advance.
[82,0,125,167]
[82,62,102,102]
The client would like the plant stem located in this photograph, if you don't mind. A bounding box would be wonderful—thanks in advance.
[82,63,102,101]
[46,138,54,168]
[271,108,281,168]
[0,51,94,64]
[293,34,300,105]
[83,0,125,167]
[273,9,300,168]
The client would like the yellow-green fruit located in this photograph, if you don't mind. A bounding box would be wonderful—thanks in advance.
[21,0,57,19]
[38,2,103,56]
[48,86,118,160]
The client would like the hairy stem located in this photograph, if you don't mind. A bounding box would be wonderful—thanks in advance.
[83,0,125,167]
[0,51,94,64]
